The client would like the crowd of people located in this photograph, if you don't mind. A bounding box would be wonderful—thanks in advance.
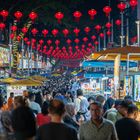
[0,76,140,140]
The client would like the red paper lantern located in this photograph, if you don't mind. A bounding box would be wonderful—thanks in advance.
[10,33,14,39]
[56,46,59,50]
[50,46,53,50]
[88,43,92,47]
[82,44,85,48]
[31,38,36,43]
[42,29,48,37]
[115,19,121,26]
[117,2,126,12]
[24,37,28,42]
[62,29,69,37]
[52,29,59,37]
[11,25,17,32]
[55,40,60,46]
[47,40,52,46]
[39,39,44,45]
[105,22,112,29]
[88,9,97,20]
[0,22,5,30]
[55,12,64,23]
[83,37,88,43]
[84,27,90,34]
[103,6,111,17]
[73,11,82,22]
[99,33,104,38]
[14,11,23,21]
[106,30,111,36]
[94,41,98,45]
[129,0,137,9]
[17,35,21,41]
[31,28,38,36]
[0,10,8,21]
[130,36,137,43]
[75,45,79,49]
[73,28,80,36]
[66,39,72,45]
[91,35,96,41]
[74,38,80,44]
[21,27,28,34]
[29,12,38,21]
[26,41,31,46]
[95,25,101,32]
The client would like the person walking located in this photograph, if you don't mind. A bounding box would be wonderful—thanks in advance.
[36,99,78,140]
[79,101,118,140]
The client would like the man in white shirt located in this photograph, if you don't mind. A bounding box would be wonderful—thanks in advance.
[29,93,41,114]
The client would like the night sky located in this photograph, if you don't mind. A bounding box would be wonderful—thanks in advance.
[0,0,119,24]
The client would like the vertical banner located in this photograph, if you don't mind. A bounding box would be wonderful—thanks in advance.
[124,76,133,97]
[134,75,140,101]
[12,40,19,74]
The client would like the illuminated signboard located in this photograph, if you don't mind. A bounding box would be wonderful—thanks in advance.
[0,47,9,66]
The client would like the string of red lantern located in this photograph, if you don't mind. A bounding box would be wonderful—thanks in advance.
[95,25,101,32]
[62,29,69,37]
[29,11,38,22]
[0,10,8,21]
[129,0,138,10]
[73,11,82,22]
[103,6,111,17]
[42,29,48,37]
[0,22,5,30]
[84,26,91,34]
[115,19,121,26]
[55,12,64,23]
[117,2,126,12]
[88,9,97,20]
[73,28,80,36]
[14,11,23,21]
[52,29,59,37]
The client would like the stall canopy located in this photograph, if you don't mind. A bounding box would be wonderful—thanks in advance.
[52,73,61,76]
[82,60,137,67]
[91,46,140,61]
[29,75,48,82]
[0,78,17,84]
[10,79,43,86]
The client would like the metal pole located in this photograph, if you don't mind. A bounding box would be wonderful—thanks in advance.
[30,46,32,73]
[136,0,140,46]
[27,46,30,76]
[103,30,106,50]
[111,19,114,43]
[136,21,140,47]
[127,54,130,75]
[121,12,125,47]
[126,18,129,46]
[98,36,101,51]
[137,0,140,20]
[8,24,12,77]
[21,40,24,72]
[36,52,39,73]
